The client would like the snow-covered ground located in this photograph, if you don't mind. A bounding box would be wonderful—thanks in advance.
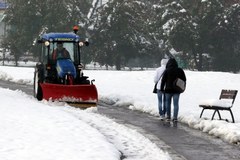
[1,65,240,159]
[0,65,171,160]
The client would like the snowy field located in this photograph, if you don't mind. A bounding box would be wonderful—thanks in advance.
[1,65,240,159]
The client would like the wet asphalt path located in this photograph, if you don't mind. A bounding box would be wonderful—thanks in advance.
[1,80,240,160]
[98,102,240,160]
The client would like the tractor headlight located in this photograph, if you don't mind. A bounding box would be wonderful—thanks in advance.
[79,42,84,47]
[44,41,50,46]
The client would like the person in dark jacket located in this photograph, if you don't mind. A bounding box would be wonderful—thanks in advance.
[160,58,186,122]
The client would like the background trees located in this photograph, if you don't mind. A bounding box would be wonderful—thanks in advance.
[2,0,240,72]
[88,0,154,70]
[210,3,240,72]
[4,0,91,65]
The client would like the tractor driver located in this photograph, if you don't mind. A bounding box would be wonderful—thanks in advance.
[52,42,70,61]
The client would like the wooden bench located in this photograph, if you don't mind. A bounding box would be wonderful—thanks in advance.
[199,89,238,123]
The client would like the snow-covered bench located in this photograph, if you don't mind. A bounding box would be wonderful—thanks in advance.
[199,89,238,123]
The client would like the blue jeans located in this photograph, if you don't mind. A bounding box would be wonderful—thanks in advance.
[165,93,180,119]
[157,90,166,116]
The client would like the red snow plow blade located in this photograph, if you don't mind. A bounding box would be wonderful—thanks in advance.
[40,83,98,107]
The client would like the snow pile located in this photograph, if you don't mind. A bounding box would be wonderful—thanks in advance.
[0,89,120,160]
[199,99,233,108]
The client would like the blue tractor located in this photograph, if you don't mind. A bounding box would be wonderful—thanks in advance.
[34,27,98,107]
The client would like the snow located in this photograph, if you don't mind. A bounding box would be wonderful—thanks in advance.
[199,99,232,108]
[1,65,240,159]
[0,65,171,160]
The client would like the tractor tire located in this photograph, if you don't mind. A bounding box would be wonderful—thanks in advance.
[34,70,43,100]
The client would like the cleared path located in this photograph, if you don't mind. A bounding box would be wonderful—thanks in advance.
[98,102,240,160]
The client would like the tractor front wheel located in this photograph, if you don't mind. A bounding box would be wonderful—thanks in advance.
[34,70,43,100]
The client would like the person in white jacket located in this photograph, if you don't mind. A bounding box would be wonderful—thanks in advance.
[154,58,169,120]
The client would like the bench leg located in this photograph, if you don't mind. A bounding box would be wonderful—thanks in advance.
[212,110,221,120]
[229,109,235,123]
[217,110,221,120]
[200,108,205,118]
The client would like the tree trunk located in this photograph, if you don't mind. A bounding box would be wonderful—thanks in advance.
[115,55,121,70]
[198,52,203,71]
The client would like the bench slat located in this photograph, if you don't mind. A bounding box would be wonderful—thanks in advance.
[220,90,238,100]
